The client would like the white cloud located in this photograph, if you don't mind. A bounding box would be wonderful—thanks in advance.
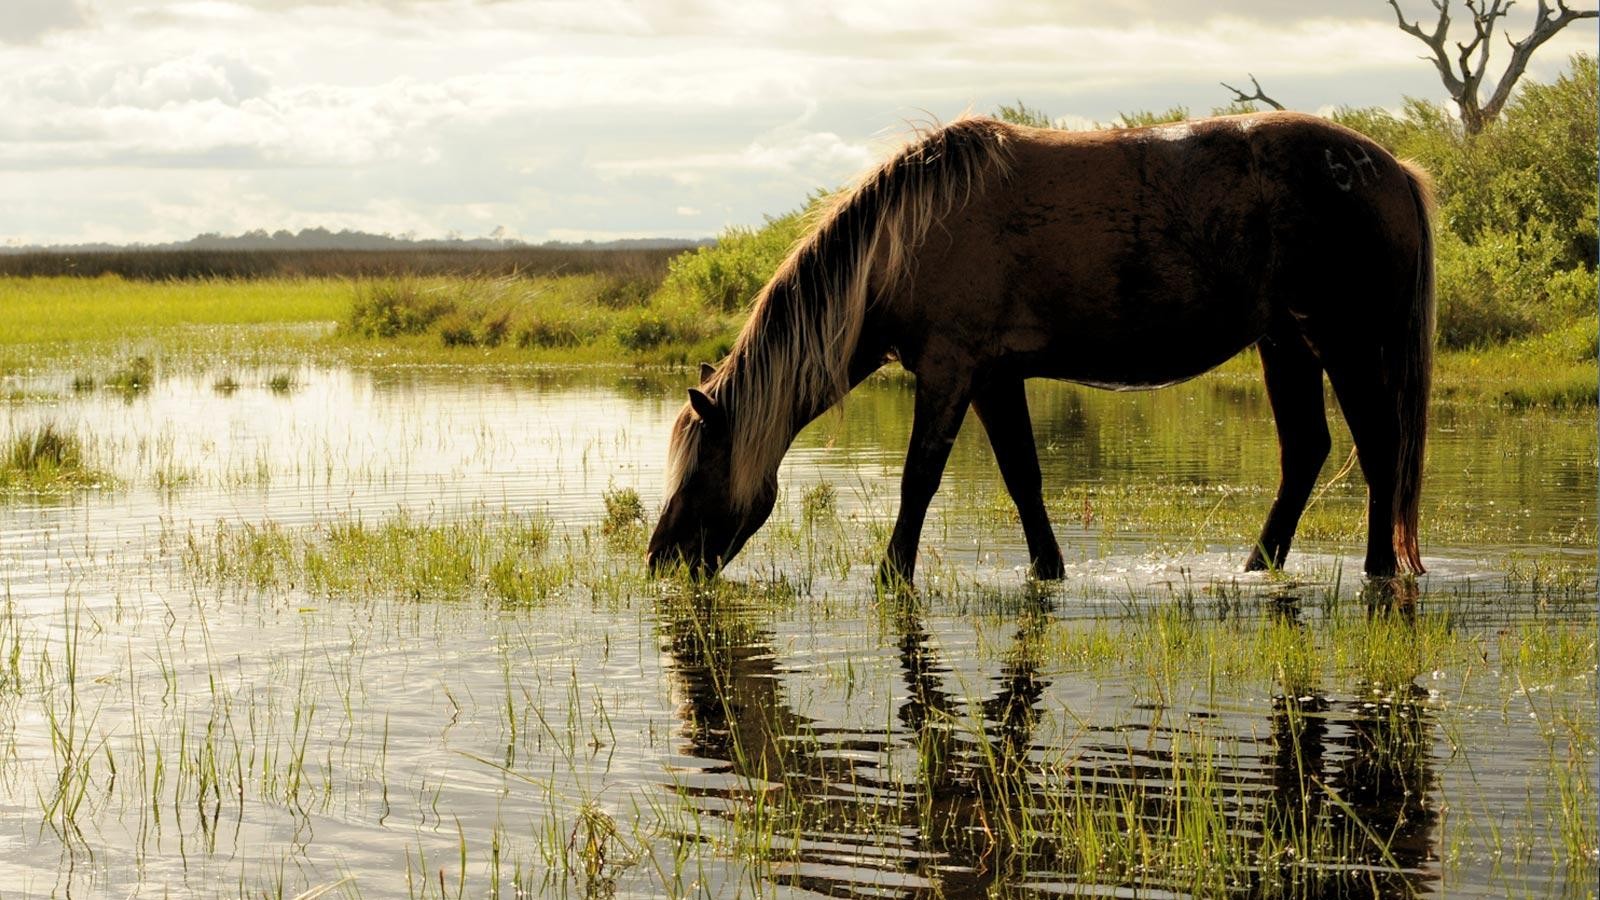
[596,131,875,185]
[0,0,1592,244]
[0,0,93,45]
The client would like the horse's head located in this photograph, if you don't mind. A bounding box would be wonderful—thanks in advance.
[647,379,777,578]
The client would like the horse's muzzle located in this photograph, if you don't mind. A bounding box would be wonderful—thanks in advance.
[645,541,721,579]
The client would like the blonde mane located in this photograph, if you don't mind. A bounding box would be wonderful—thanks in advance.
[666,117,1015,509]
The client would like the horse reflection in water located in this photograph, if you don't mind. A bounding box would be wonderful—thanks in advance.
[658,586,1440,898]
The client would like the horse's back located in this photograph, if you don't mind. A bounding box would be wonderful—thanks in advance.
[889,113,1425,387]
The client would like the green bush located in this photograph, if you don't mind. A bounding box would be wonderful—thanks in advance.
[346,279,456,337]
[613,303,715,352]
[436,311,478,347]
[1330,55,1597,351]
[515,312,591,349]
[601,486,645,536]
[1435,228,1564,348]
[593,274,658,309]
[659,199,817,312]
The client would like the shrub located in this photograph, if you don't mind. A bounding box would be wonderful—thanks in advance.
[346,279,456,338]
[659,198,818,312]
[478,309,512,347]
[614,310,674,351]
[801,482,836,524]
[1435,229,1548,348]
[1330,55,1597,351]
[516,311,596,349]
[436,311,478,347]
[593,274,658,309]
[613,304,716,352]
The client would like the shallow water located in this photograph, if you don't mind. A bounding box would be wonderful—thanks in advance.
[0,366,1593,898]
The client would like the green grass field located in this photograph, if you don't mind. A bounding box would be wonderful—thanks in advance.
[1,275,1591,407]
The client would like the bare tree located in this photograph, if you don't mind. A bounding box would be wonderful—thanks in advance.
[1219,73,1287,110]
[1388,0,1597,134]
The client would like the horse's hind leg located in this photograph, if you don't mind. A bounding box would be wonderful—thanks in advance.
[882,368,973,585]
[972,377,1065,580]
[1247,335,1332,572]
[1322,358,1403,578]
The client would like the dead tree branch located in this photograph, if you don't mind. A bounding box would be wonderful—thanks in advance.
[1219,73,1287,110]
[1388,0,1597,133]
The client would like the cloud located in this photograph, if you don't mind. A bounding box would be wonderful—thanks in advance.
[21,53,272,108]
[0,0,93,45]
[595,131,875,185]
[0,0,1593,245]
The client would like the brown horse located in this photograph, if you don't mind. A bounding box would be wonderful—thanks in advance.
[646,111,1434,584]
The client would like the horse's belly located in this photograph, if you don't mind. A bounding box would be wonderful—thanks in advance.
[1013,308,1263,388]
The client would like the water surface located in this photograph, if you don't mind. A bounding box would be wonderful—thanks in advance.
[0,366,1592,897]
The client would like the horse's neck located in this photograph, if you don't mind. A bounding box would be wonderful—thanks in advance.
[720,277,889,495]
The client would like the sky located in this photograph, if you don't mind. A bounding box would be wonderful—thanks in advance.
[1,0,1593,246]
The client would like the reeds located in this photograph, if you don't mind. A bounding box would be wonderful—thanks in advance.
[0,246,681,282]
[0,424,107,493]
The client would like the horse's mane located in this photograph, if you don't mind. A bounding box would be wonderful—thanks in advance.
[666,117,1015,509]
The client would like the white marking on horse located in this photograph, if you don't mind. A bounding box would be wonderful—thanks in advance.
[1346,145,1379,185]
[1327,145,1379,191]
[1325,148,1353,191]
[1149,122,1194,141]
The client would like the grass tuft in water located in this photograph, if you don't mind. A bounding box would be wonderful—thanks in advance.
[1,424,108,494]
[104,355,155,395]
[187,510,556,604]
[601,487,645,538]
[800,483,835,524]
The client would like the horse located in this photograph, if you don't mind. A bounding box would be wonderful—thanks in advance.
[646,111,1434,585]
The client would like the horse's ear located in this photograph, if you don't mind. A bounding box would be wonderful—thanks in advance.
[698,362,715,383]
[687,388,724,429]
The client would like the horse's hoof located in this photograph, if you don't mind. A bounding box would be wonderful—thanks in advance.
[876,558,914,589]
[1244,546,1281,572]
[1030,555,1066,581]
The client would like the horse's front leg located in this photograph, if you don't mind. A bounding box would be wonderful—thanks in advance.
[972,377,1065,580]
[880,370,973,585]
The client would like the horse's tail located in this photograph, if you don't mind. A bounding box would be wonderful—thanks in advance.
[1393,160,1435,574]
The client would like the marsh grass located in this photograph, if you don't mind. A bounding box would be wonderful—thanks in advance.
[134,502,1600,896]
[187,510,556,604]
[600,487,645,539]
[339,274,728,364]
[1051,464,1594,554]
[0,272,1589,403]
[0,424,108,494]
[0,354,1588,895]
[0,245,681,282]
[0,276,344,367]
[103,355,155,395]
[1437,319,1599,409]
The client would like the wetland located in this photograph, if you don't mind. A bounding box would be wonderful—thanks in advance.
[0,360,1593,898]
